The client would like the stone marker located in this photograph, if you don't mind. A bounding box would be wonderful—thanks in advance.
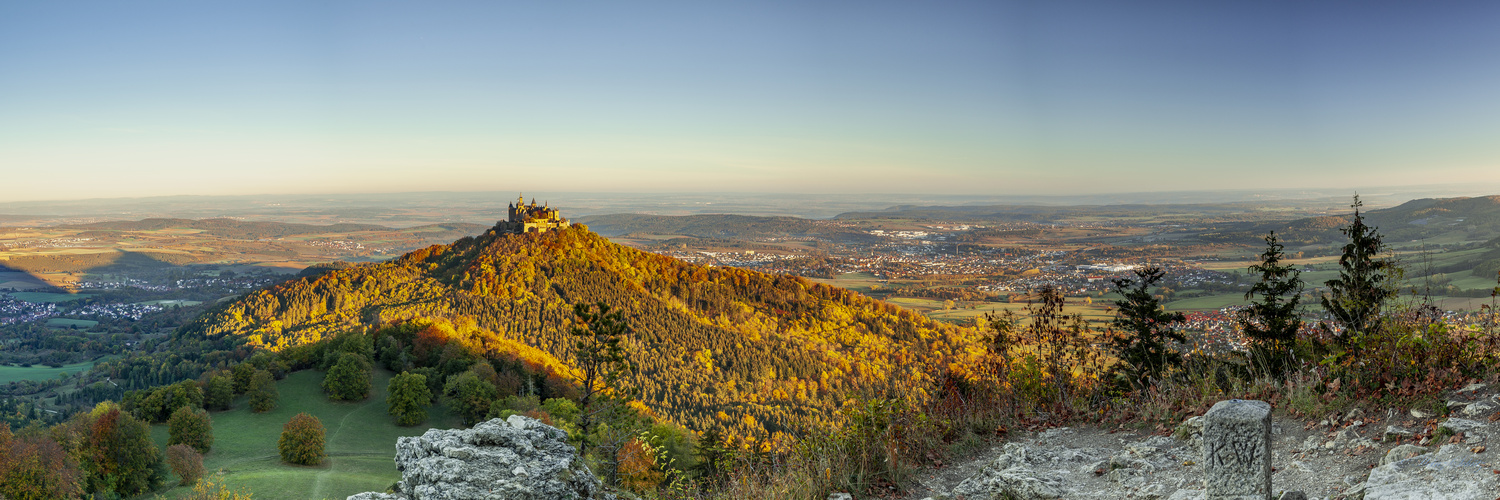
[1202,399,1271,500]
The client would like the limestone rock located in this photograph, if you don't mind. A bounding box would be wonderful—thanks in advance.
[1176,416,1205,455]
[346,415,609,500]
[1379,444,1427,466]
[951,442,1097,499]
[1382,426,1413,443]
[1363,444,1500,500]
[1439,417,1486,436]
[1460,399,1497,418]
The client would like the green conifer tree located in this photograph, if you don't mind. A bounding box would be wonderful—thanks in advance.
[1109,265,1186,389]
[1239,232,1305,375]
[1320,195,1397,353]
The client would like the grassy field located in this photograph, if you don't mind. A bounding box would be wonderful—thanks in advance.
[1163,293,1247,311]
[46,318,99,328]
[890,295,1121,324]
[809,272,889,294]
[5,291,94,302]
[149,368,462,500]
[0,359,99,384]
[137,299,204,307]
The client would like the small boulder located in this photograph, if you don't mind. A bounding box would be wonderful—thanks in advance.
[1439,417,1486,436]
[1363,444,1500,499]
[1379,444,1427,466]
[1460,399,1497,418]
[1383,425,1414,442]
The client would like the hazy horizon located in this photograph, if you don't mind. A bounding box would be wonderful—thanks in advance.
[4,1,1500,201]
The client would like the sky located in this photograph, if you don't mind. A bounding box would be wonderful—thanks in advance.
[2,1,1499,202]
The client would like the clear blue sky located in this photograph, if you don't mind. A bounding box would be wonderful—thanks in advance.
[2,1,1498,201]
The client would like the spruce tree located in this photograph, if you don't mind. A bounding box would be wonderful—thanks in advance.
[1238,232,1304,374]
[1320,195,1396,353]
[1110,265,1186,388]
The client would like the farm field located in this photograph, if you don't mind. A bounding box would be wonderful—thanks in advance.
[5,291,94,302]
[45,318,99,328]
[0,358,100,384]
[137,299,204,307]
[888,295,1121,324]
[149,368,462,500]
[809,272,888,294]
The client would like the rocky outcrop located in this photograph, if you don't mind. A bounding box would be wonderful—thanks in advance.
[916,386,1500,500]
[947,430,1192,500]
[346,415,609,500]
[1362,444,1499,500]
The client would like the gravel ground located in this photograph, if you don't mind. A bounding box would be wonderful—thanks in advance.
[898,383,1500,500]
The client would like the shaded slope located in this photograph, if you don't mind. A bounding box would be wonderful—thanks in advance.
[189,225,971,440]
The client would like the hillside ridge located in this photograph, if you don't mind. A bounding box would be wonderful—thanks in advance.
[188,224,972,441]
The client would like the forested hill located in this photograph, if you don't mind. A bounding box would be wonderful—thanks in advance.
[1204,195,1500,245]
[186,225,972,441]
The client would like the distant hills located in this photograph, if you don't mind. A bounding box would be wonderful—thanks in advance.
[59,218,490,240]
[188,225,969,440]
[1207,195,1500,246]
[0,219,493,274]
[576,213,875,241]
[832,201,1304,223]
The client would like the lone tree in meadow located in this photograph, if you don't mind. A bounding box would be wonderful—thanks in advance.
[1239,232,1305,375]
[1110,265,1186,389]
[323,352,372,401]
[248,369,279,413]
[1321,195,1397,353]
[166,406,214,453]
[165,444,205,486]
[387,371,432,426]
[278,413,326,466]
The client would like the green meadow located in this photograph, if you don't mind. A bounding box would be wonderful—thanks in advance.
[0,359,101,384]
[5,291,94,302]
[150,368,461,500]
[46,318,100,328]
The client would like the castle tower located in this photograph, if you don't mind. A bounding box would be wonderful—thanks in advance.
[498,193,571,234]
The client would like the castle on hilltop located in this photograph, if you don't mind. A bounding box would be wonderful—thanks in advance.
[498,195,570,234]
